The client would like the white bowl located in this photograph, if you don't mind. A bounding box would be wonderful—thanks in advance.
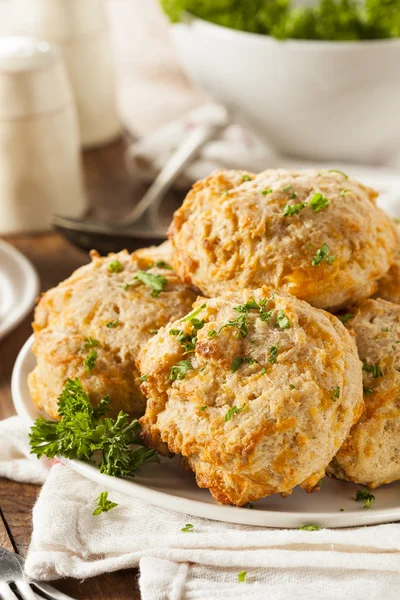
[171,16,400,163]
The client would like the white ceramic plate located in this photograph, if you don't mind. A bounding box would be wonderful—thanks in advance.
[12,336,400,529]
[0,239,39,341]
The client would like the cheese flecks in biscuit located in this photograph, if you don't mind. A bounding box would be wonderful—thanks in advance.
[29,242,197,419]
[329,298,400,489]
[168,169,396,310]
[139,288,364,506]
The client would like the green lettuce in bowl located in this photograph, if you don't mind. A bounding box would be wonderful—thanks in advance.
[161,0,400,41]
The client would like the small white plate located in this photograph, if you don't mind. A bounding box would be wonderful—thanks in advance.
[12,336,400,528]
[0,240,39,341]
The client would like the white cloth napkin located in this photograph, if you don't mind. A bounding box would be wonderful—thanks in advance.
[2,417,400,599]
[125,103,279,188]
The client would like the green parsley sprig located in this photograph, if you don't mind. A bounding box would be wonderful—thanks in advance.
[93,491,118,515]
[355,489,375,509]
[312,244,336,266]
[29,378,157,477]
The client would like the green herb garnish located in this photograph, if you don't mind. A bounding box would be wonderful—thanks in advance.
[261,188,273,196]
[355,489,375,509]
[29,378,157,476]
[363,387,373,396]
[381,327,389,332]
[312,244,336,266]
[200,405,207,411]
[238,571,247,583]
[331,386,340,400]
[339,313,354,324]
[93,491,118,515]
[276,309,290,329]
[208,330,217,338]
[133,270,168,297]
[108,260,123,273]
[299,524,321,531]
[231,357,244,373]
[309,192,329,212]
[180,304,206,323]
[106,320,119,328]
[169,359,193,381]
[155,260,173,269]
[328,169,348,178]
[363,362,383,378]
[82,337,99,351]
[139,374,148,382]
[84,349,97,372]
[283,185,292,192]
[242,174,252,181]
[268,345,279,364]
[340,189,350,196]
[289,384,295,389]
[181,523,194,532]
[225,405,245,422]
[283,202,307,216]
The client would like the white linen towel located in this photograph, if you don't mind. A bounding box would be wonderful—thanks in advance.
[125,103,279,187]
[1,417,400,600]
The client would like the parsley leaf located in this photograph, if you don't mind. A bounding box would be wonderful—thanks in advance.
[242,174,252,181]
[106,320,119,328]
[84,349,97,372]
[338,313,354,324]
[139,374,148,382]
[82,338,99,351]
[363,387,373,396]
[238,571,247,583]
[289,383,296,389]
[169,359,193,381]
[309,192,329,212]
[261,188,273,195]
[355,489,375,509]
[328,169,348,178]
[268,345,279,364]
[29,378,157,477]
[134,270,168,297]
[200,405,207,411]
[283,202,306,216]
[232,357,244,373]
[299,524,321,531]
[312,243,336,266]
[224,405,245,422]
[180,304,206,323]
[276,309,290,329]
[108,260,123,273]
[208,329,217,338]
[181,523,194,532]
[93,491,118,515]
[363,362,383,378]
[331,386,340,400]
[155,260,173,269]
[283,185,292,192]
[340,189,350,196]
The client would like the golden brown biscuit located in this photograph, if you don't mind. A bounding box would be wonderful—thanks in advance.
[376,222,400,304]
[29,243,196,419]
[169,169,396,310]
[329,298,400,488]
[139,288,364,505]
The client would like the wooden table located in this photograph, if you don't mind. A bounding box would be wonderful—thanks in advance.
[0,136,181,599]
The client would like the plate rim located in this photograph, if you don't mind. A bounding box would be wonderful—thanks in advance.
[0,239,39,341]
[12,336,400,529]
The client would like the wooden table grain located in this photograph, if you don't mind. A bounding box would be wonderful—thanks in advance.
[0,136,175,599]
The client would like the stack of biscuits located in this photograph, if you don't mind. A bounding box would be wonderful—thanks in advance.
[30,169,400,506]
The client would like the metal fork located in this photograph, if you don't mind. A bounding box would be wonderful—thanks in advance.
[0,547,76,600]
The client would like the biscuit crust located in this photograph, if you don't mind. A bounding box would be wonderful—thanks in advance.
[169,169,396,310]
[29,243,197,419]
[329,298,400,488]
[139,288,364,505]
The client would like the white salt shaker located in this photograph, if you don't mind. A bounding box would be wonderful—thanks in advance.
[13,0,121,148]
[0,36,86,234]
